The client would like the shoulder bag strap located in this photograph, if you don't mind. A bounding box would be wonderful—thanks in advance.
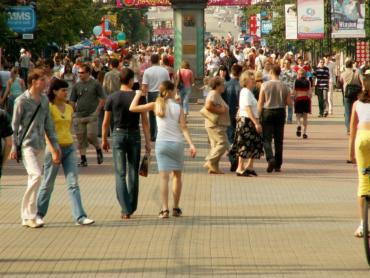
[19,103,41,146]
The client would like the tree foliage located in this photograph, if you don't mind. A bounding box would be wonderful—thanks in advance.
[243,0,369,59]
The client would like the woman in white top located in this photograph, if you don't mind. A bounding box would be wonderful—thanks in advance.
[130,81,196,219]
[230,71,264,177]
[349,76,370,237]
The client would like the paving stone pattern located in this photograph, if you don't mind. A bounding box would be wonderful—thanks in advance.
[1,93,370,277]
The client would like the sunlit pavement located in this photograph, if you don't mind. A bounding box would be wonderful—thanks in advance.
[1,92,369,277]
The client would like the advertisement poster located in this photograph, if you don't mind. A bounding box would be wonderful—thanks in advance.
[117,0,252,7]
[297,0,324,39]
[356,41,369,64]
[331,0,366,38]
[249,15,257,37]
[285,4,297,40]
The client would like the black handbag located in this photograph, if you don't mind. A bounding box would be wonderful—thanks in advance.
[16,103,41,163]
[177,70,184,90]
[139,153,150,177]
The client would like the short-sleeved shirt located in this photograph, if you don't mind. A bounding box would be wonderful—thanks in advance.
[104,91,146,129]
[239,88,258,118]
[314,66,330,90]
[261,80,290,109]
[70,78,105,117]
[49,103,74,145]
[205,90,230,128]
[0,109,13,175]
[142,65,170,92]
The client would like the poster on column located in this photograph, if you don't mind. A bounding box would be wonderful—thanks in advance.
[297,0,324,39]
[285,4,297,40]
[331,0,366,38]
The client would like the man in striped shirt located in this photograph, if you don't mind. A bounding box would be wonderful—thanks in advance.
[313,59,330,117]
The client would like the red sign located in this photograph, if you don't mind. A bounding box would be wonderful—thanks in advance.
[249,15,257,36]
[356,41,370,64]
[153,28,174,36]
[117,0,251,7]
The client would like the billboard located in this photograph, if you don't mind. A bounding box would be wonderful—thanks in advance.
[297,0,324,39]
[331,0,366,38]
[285,4,297,40]
[117,0,252,7]
[356,41,369,64]
[6,6,36,33]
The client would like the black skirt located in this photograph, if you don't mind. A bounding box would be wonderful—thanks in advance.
[230,117,264,159]
[294,96,311,114]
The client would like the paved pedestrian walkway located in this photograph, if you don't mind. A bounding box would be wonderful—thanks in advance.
[1,92,369,277]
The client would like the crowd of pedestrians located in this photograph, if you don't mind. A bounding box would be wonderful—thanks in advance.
[0,41,369,238]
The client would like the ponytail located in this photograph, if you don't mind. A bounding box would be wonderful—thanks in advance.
[155,80,175,118]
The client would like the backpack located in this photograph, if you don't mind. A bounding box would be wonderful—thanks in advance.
[344,71,362,99]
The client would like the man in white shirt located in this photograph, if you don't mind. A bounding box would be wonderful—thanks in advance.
[142,54,170,141]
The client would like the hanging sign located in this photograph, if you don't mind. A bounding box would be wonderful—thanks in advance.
[285,4,297,40]
[297,0,324,39]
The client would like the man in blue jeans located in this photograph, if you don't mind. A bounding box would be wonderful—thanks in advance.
[102,68,151,219]
[141,54,170,141]
[258,65,292,173]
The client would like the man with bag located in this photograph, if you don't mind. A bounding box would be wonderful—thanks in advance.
[341,59,363,134]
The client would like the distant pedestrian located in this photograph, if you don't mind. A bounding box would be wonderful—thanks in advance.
[293,69,312,139]
[70,63,106,167]
[175,61,194,119]
[313,58,330,117]
[141,54,170,142]
[129,81,196,218]
[37,78,94,226]
[11,68,60,228]
[102,68,151,220]
[258,65,292,173]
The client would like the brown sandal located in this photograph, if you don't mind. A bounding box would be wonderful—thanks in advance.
[158,210,169,219]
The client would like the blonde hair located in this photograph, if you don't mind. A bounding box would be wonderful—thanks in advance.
[155,81,175,118]
[239,71,254,87]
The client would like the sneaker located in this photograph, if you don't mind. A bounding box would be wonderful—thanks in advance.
[77,160,88,167]
[22,219,43,228]
[172,208,182,217]
[97,149,104,165]
[76,217,95,226]
[302,134,308,139]
[36,216,44,226]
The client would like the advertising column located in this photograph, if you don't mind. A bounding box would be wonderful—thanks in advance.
[285,4,297,40]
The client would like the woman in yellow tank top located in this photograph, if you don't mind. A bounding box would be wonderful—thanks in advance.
[36,78,94,226]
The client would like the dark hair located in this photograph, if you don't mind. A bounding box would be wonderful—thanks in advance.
[231,64,243,77]
[271,65,281,76]
[359,76,370,103]
[120,68,134,85]
[258,49,264,55]
[162,55,170,66]
[209,76,224,90]
[151,54,160,64]
[216,65,230,81]
[27,68,45,88]
[345,59,353,68]
[110,58,119,68]
[45,59,54,69]
[48,77,68,103]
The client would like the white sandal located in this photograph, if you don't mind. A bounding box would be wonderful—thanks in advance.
[354,225,364,238]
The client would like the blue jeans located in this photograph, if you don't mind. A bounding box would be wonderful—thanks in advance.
[147,91,158,141]
[344,97,355,133]
[180,87,191,114]
[37,145,87,221]
[112,129,141,215]
[287,97,294,122]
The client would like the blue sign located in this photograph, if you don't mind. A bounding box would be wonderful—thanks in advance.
[7,6,36,33]
[261,20,272,35]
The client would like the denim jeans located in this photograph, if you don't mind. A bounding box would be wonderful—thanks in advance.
[112,129,141,215]
[287,96,294,122]
[344,97,355,133]
[180,87,191,114]
[316,88,328,116]
[37,145,87,221]
[147,91,158,141]
[261,108,286,169]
